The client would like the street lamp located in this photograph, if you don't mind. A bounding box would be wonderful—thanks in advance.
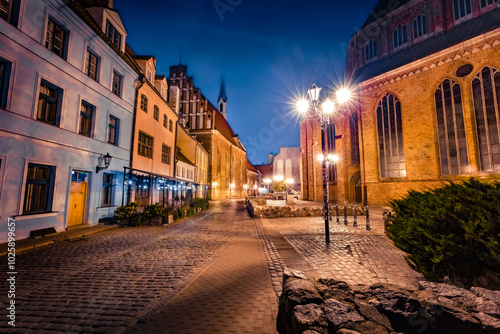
[297,83,351,244]
[285,178,294,193]
[263,178,271,194]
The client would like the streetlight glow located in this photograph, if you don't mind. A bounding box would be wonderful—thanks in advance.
[307,83,321,102]
[332,154,340,163]
[322,99,336,114]
[297,99,310,113]
[336,88,351,104]
[273,175,284,182]
[317,154,325,162]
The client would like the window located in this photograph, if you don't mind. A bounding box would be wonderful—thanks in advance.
[393,24,408,48]
[472,67,500,172]
[161,144,171,165]
[285,159,292,179]
[350,113,360,165]
[0,57,11,109]
[101,173,114,207]
[146,69,153,82]
[454,0,472,20]
[105,20,122,49]
[112,71,122,96]
[326,123,337,182]
[79,101,94,137]
[107,115,119,145]
[163,114,167,128]
[481,0,494,7]
[277,160,284,176]
[365,39,378,61]
[161,86,167,100]
[435,79,469,175]
[413,15,428,39]
[23,164,55,214]
[153,105,159,121]
[140,94,148,112]
[45,18,66,58]
[84,49,99,81]
[0,0,19,24]
[182,167,185,178]
[377,94,406,178]
[169,119,173,132]
[37,80,61,126]
[137,131,153,159]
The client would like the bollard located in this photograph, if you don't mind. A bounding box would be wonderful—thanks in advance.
[344,204,347,225]
[353,205,357,227]
[366,206,371,230]
[336,204,339,224]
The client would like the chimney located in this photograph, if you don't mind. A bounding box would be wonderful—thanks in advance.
[267,154,274,165]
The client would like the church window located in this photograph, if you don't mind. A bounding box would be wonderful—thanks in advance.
[472,67,500,172]
[481,0,494,7]
[376,94,406,178]
[453,0,472,20]
[365,39,377,61]
[350,113,360,165]
[435,79,469,175]
[393,24,407,48]
[413,15,428,39]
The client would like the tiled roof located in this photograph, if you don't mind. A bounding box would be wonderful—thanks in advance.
[254,164,273,176]
[354,8,500,83]
[214,109,245,150]
[246,159,258,173]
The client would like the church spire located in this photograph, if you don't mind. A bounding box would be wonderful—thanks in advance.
[218,77,228,120]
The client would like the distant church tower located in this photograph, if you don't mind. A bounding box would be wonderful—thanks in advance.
[218,78,228,120]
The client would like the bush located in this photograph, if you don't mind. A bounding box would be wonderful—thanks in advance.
[386,178,500,286]
[114,202,142,226]
[172,209,179,221]
[143,203,165,220]
[191,197,209,211]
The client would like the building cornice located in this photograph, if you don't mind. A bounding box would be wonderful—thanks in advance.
[359,27,500,92]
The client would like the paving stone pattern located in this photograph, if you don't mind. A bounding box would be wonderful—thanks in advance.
[262,216,423,290]
[0,201,276,333]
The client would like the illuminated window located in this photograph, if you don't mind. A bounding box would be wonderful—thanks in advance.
[23,164,56,214]
[79,101,94,137]
[105,20,121,49]
[85,49,99,81]
[45,18,67,58]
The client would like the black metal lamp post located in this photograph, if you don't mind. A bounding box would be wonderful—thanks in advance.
[96,152,112,173]
[298,84,351,244]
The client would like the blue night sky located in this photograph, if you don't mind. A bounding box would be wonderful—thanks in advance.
[114,0,377,165]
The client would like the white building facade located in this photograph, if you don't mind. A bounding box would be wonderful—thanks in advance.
[0,0,138,241]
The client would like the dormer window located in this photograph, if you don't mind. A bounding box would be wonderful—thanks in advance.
[105,20,121,49]
[393,24,408,48]
[146,69,153,82]
[365,39,378,61]
[413,15,428,39]
[161,86,167,100]
[453,0,472,20]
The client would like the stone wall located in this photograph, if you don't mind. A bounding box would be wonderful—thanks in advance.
[277,269,500,334]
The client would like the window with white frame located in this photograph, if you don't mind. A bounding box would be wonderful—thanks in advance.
[45,18,67,59]
[365,39,378,61]
[79,101,94,137]
[23,163,56,214]
[107,115,119,146]
[413,15,428,39]
[377,94,406,178]
[453,0,472,20]
[112,71,122,97]
[84,49,99,81]
[101,173,114,207]
[37,80,62,126]
[434,79,469,175]
[472,67,500,172]
[0,57,11,109]
[105,20,121,49]
[393,24,408,48]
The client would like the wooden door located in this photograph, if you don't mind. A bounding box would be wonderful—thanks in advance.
[68,181,87,226]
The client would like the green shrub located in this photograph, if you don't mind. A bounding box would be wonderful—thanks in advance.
[172,209,179,221]
[143,203,165,220]
[114,202,142,226]
[386,178,500,286]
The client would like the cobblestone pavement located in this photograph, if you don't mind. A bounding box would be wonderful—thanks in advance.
[260,212,424,290]
[0,200,278,333]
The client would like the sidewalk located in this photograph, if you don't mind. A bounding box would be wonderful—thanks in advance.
[0,224,118,257]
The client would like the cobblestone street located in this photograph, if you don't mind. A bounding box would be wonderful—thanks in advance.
[0,200,423,333]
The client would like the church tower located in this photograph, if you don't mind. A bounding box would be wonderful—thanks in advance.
[218,78,228,120]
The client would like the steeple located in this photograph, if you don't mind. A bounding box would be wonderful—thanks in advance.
[218,77,228,120]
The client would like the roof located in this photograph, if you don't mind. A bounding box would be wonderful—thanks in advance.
[218,78,227,102]
[176,150,196,167]
[254,164,273,176]
[362,0,411,28]
[214,109,245,150]
[354,8,500,83]
[246,159,258,173]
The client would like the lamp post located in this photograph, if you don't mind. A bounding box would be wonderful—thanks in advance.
[297,84,351,244]
[263,178,271,194]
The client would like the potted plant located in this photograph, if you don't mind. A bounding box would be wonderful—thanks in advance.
[113,202,142,227]
[143,203,165,226]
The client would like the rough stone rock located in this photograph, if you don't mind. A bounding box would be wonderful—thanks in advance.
[282,279,323,306]
[355,299,394,331]
[293,304,328,333]
[470,287,500,317]
[283,268,308,283]
[341,320,391,334]
[474,312,500,334]
[336,329,361,334]
[324,298,364,329]
[419,281,476,302]
[428,300,484,334]
[369,288,423,332]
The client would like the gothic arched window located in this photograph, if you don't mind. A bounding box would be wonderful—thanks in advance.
[472,67,500,172]
[434,79,469,175]
[393,24,408,48]
[365,39,377,61]
[453,0,472,20]
[377,94,406,178]
[413,15,428,39]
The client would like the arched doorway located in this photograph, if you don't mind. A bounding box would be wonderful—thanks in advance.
[350,172,362,204]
